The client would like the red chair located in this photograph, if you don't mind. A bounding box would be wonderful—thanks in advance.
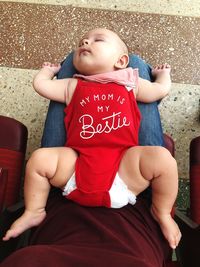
[190,136,200,224]
[0,116,28,261]
[175,136,200,267]
[0,115,28,212]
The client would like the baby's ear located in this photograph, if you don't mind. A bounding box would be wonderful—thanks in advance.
[115,54,129,69]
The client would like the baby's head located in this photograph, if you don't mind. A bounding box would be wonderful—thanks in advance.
[73,28,129,75]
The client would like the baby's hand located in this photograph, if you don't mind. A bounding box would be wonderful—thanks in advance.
[152,63,171,77]
[42,62,61,75]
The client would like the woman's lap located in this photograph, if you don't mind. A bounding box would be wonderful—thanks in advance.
[0,194,170,267]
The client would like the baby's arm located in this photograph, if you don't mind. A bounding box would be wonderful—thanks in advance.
[33,62,76,103]
[136,64,171,103]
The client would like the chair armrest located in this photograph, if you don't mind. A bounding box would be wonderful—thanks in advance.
[0,201,30,263]
[0,168,8,213]
[175,209,199,229]
[175,209,200,267]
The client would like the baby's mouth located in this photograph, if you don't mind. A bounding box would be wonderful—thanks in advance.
[79,48,91,55]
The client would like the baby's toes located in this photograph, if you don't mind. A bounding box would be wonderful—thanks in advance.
[2,229,15,241]
[175,230,182,248]
[170,230,181,249]
[163,63,171,69]
[42,62,51,67]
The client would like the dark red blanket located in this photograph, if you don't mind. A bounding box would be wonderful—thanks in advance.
[0,193,171,266]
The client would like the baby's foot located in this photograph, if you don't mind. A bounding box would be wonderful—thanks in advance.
[152,63,171,76]
[2,209,46,241]
[151,206,181,249]
[42,62,61,75]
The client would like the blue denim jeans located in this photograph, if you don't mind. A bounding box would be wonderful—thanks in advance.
[41,53,164,147]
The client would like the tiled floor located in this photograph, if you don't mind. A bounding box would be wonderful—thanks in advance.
[1,0,200,207]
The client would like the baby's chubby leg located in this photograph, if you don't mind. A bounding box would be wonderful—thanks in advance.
[3,147,77,241]
[118,146,181,249]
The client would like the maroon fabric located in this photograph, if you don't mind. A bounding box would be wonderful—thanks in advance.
[163,134,175,157]
[190,136,200,224]
[0,193,171,267]
[0,149,24,207]
[190,136,200,165]
[0,168,7,212]
[190,165,200,224]
[166,263,180,267]
[0,116,27,208]
[0,116,28,154]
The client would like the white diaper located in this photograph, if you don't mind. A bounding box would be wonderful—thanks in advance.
[63,173,136,208]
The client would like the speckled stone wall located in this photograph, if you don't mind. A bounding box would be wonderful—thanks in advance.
[0,1,200,189]
[1,2,200,85]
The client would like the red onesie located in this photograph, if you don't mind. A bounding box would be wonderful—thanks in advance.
[64,72,141,208]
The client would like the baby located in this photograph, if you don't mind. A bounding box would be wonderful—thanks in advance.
[3,28,181,249]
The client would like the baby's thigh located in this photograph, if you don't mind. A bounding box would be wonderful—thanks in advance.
[27,147,77,188]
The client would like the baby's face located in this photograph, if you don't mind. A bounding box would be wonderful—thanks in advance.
[73,28,127,75]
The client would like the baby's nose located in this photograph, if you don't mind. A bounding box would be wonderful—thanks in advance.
[81,39,89,46]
